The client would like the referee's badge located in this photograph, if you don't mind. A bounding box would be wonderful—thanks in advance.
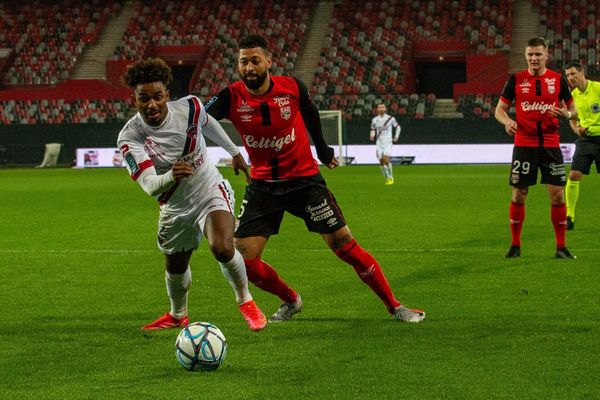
[511,173,520,184]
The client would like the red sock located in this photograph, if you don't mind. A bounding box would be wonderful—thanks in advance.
[245,257,297,304]
[509,201,525,246]
[334,239,400,314]
[551,203,567,248]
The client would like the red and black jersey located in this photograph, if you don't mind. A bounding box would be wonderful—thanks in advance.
[207,76,333,181]
[499,69,573,147]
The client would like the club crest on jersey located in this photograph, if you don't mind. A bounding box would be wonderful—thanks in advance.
[280,106,291,120]
[511,173,519,184]
[545,77,556,94]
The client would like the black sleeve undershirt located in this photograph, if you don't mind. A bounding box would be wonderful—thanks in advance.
[294,77,334,165]
[205,87,231,120]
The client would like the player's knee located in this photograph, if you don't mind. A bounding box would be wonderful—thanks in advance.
[549,190,565,205]
[209,240,235,263]
[569,171,583,181]
[165,251,192,274]
[511,188,528,204]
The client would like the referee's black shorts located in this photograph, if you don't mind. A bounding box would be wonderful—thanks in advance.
[570,136,600,174]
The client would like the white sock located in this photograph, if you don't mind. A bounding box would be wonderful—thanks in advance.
[380,165,388,178]
[219,249,252,304]
[387,163,393,179]
[165,267,192,319]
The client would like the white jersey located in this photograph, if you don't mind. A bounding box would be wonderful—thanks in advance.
[371,113,400,146]
[117,95,223,214]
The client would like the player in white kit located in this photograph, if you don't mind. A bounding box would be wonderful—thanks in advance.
[117,58,267,331]
[370,103,401,185]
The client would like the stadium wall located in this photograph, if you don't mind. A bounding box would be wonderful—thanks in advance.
[1,123,122,166]
[0,120,577,167]
[344,119,577,145]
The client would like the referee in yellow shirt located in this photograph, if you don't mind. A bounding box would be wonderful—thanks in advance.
[563,62,600,230]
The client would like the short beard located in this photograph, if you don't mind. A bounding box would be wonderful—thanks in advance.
[243,71,268,90]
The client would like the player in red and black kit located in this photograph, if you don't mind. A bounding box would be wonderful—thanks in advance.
[495,37,578,259]
[206,35,425,323]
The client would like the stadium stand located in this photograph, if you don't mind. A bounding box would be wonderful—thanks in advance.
[0,98,131,125]
[310,0,512,118]
[8,0,598,124]
[534,0,599,76]
[457,93,503,119]
[111,0,313,98]
[311,92,437,120]
[313,0,512,93]
[0,0,123,85]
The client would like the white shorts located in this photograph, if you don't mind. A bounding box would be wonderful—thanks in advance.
[376,143,393,159]
[156,180,235,255]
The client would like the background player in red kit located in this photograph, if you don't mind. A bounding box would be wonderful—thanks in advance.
[495,37,577,259]
[207,35,425,323]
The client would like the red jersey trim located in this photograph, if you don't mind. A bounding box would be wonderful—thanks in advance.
[131,159,153,181]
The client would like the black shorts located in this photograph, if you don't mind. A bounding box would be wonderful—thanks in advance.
[235,174,347,238]
[570,136,600,175]
[509,146,567,188]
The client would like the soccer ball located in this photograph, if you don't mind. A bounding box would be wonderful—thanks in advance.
[175,322,227,372]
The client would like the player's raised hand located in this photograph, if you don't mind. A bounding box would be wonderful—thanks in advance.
[171,160,194,182]
[232,153,251,183]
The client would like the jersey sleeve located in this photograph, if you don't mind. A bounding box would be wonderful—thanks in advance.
[117,123,154,181]
[391,117,399,128]
[205,87,232,120]
[499,74,516,104]
[559,76,573,106]
[294,77,334,165]
[193,95,208,127]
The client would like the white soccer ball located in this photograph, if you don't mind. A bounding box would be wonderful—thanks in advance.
[175,322,227,371]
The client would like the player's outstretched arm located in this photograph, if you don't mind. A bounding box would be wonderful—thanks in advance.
[232,153,251,183]
[494,100,517,136]
[393,124,401,142]
[295,77,336,166]
[137,162,190,197]
[203,114,240,157]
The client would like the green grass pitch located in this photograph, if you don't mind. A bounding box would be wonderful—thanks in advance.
[1,165,599,399]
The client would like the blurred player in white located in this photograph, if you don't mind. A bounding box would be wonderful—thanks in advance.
[117,58,267,331]
[370,103,401,185]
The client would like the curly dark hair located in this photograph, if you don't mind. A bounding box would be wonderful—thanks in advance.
[238,34,270,53]
[121,58,173,89]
